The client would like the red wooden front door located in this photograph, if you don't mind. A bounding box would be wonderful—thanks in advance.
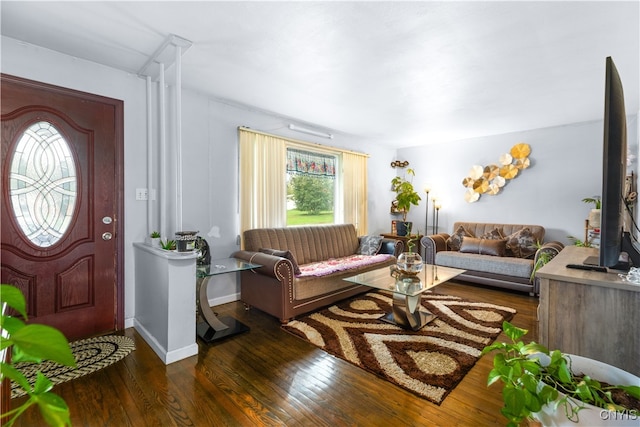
[1,74,124,341]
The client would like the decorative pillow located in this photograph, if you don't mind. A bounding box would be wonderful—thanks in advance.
[447,225,475,251]
[480,227,505,240]
[259,248,302,275]
[459,237,507,257]
[358,235,383,256]
[504,228,537,258]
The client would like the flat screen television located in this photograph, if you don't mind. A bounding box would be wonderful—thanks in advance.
[585,56,640,271]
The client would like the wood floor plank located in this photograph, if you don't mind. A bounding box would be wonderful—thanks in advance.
[8,281,537,426]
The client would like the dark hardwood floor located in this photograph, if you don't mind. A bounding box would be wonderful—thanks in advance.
[10,282,538,426]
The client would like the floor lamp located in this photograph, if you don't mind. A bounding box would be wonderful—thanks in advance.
[434,203,442,234]
[424,186,431,237]
[431,195,438,234]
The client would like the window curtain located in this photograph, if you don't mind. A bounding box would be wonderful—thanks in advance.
[343,152,368,236]
[238,128,287,236]
[238,127,369,240]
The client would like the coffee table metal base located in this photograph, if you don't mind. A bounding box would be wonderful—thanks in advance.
[197,316,250,343]
[379,292,437,331]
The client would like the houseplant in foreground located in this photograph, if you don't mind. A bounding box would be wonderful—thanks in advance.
[390,168,421,236]
[1,284,76,426]
[482,321,639,426]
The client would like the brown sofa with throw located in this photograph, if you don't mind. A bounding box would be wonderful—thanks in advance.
[420,221,564,295]
[232,224,403,323]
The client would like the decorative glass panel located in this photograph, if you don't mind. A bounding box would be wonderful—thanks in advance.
[9,121,77,247]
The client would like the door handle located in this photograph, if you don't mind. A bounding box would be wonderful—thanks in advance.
[102,232,113,241]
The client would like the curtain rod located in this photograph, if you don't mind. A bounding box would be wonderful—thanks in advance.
[238,126,370,158]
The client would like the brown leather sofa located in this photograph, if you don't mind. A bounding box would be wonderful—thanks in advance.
[420,221,564,295]
[232,224,402,323]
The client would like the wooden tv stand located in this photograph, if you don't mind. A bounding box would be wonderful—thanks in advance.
[536,245,640,376]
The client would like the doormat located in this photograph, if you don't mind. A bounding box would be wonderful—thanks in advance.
[283,291,516,405]
[11,334,135,398]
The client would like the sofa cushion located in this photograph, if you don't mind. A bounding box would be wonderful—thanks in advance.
[358,235,383,255]
[504,227,537,259]
[480,227,505,240]
[447,225,475,251]
[297,254,393,278]
[459,237,507,257]
[436,251,533,279]
[244,224,360,265]
[259,248,302,275]
[452,222,545,250]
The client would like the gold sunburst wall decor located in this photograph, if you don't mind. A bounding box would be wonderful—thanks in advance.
[462,143,531,203]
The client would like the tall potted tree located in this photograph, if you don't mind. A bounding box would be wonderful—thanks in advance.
[391,168,421,236]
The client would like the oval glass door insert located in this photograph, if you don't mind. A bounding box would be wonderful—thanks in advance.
[9,121,77,247]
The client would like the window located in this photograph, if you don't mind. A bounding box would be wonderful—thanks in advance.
[8,121,77,247]
[286,148,337,226]
[238,127,368,237]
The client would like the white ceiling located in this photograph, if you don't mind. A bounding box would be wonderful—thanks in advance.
[1,1,639,148]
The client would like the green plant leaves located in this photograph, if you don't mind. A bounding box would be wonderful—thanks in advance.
[483,320,639,425]
[1,284,74,426]
[9,324,76,367]
[1,362,31,391]
[33,388,72,427]
[0,284,27,319]
[502,321,527,341]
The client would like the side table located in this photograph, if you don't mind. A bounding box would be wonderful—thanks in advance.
[196,257,261,343]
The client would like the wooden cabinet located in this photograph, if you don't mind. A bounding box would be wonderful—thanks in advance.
[536,245,640,376]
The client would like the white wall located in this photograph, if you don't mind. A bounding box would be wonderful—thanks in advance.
[396,116,639,243]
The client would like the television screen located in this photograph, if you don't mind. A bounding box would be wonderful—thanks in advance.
[598,57,627,268]
[593,56,640,271]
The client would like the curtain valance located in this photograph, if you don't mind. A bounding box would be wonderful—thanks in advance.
[286,148,336,177]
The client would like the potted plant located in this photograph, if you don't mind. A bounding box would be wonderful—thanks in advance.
[482,321,639,426]
[1,284,76,426]
[391,168,421,236]
[146,231,161,248]
[529,241,564,283]
[395,226,424,276]
[160,239,176,251]
[583,196,602,228]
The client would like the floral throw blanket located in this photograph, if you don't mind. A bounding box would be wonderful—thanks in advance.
[297,254,393,277]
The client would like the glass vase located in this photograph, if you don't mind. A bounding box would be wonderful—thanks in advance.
[396,251,424,275]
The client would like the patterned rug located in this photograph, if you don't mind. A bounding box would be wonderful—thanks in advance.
[11,335,135,398]
[283,291,516,404]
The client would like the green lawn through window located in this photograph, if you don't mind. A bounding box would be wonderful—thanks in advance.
[286,209,334,226]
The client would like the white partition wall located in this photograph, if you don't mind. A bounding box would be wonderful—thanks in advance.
[133,243,198,364]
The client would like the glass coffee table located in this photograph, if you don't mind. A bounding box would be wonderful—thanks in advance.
[343,264,465,331]
[196,257,261,343]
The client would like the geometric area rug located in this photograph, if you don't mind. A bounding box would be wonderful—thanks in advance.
[11,335,135,398]
[282,291,516,405]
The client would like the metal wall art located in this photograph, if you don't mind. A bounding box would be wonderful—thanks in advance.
[391,160,409,168]
[462,143,531,203]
